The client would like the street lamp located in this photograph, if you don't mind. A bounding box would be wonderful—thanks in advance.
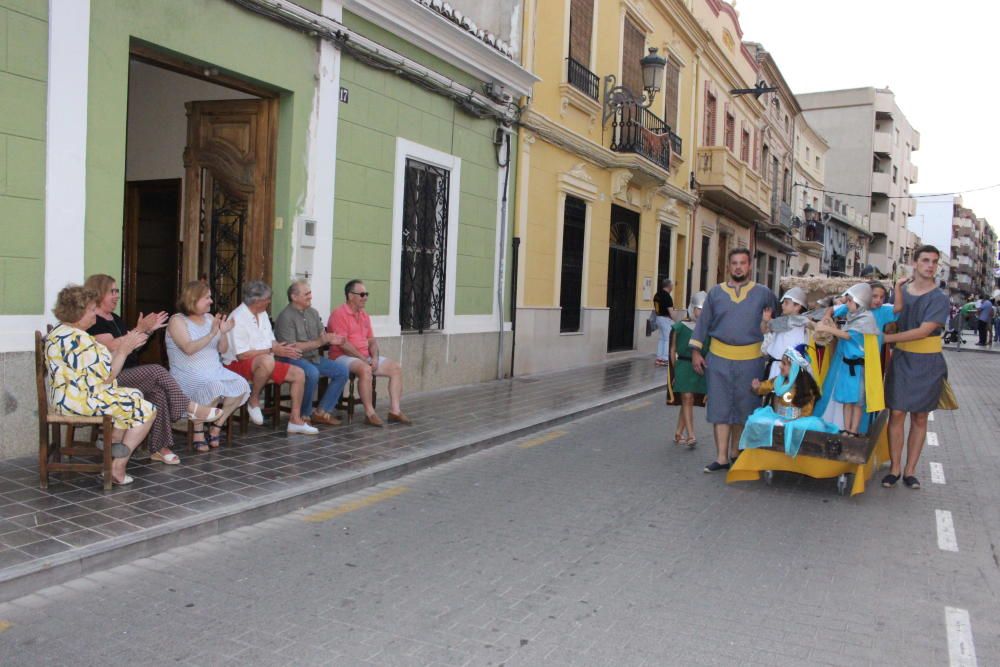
[601,47,667,126]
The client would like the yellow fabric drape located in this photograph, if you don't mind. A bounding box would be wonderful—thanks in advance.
[863,333,885,412]
[816,338,833,387]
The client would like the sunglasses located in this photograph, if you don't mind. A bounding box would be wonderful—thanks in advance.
[351,291,370,298]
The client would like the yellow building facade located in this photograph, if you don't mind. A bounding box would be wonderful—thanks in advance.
[688,0,770,295]
[514,0,701,374]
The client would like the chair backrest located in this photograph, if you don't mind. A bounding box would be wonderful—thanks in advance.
[34,330,49,418]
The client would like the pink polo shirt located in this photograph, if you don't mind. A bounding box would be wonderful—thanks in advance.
[326,303,374,360]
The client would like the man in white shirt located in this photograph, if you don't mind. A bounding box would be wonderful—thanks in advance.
[223,280,318,434]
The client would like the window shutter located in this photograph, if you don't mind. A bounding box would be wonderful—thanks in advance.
[621,19,644,96]
[753,128,761,171]
[663,58,680,130]
[703,84,716,146]
[569,0,593,65]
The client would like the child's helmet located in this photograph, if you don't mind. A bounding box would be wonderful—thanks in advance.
[689,290,707,313]
[781,287,808,309]
[841,282,872,309]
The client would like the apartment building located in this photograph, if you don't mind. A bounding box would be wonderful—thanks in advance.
[797,87,919,278]
[949,197,997,296]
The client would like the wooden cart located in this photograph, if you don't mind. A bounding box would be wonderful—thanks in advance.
[728,411,891,496]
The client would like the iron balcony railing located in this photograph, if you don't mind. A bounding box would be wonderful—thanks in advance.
[610,100,674,172]
[566,57,599,100]
[804,220,825,243]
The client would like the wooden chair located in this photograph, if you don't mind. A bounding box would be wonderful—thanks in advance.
[337,372,377,424]
[236,382,282,434]
[35,331,114,491]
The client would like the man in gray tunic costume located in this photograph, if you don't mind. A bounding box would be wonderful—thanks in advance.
[691,248,778,472]
[882,245,953,490]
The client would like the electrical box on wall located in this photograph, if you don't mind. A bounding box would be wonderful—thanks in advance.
[297,217,317,248]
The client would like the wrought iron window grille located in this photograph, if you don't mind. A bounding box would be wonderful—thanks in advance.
[400,159,450,333]
[566,57,599,101]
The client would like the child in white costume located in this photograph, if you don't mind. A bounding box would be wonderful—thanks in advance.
[761,287,809,380]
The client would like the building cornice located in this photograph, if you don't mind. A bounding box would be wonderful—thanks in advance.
[344,0,539,97]
[520,108,697,205]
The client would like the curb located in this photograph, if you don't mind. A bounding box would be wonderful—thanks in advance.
[0,380,666,603]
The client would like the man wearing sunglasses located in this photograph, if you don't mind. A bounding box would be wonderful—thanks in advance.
[326,279,411,427]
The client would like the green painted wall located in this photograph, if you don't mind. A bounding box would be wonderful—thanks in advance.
[84,0,318,294]
[0,0,46,314]
[334,12,513,319]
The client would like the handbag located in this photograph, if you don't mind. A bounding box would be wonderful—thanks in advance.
[645,309,657,337]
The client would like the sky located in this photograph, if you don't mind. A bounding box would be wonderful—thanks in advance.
[736,0,1000,254]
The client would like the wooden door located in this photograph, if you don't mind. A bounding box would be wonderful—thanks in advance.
[123,179,181,365]
[607,205,639,352]
[183,99,277,315]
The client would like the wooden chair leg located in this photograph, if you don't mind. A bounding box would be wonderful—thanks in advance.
[101,416,113,491]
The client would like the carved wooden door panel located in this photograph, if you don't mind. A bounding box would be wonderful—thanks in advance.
[183,99,276,314]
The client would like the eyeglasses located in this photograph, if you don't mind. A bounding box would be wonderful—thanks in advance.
[351,291,369,298]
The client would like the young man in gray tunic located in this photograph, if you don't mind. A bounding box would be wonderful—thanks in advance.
[691,248,778,472]
[882,245,952,490]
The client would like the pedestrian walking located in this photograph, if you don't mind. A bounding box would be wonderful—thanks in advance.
[653,279,677,366]
[975,295,994,346]
[670,290,707,448]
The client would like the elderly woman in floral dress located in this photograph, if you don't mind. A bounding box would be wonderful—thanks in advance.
[45,285,154,485]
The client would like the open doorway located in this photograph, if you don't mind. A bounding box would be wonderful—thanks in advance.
[123,55,277,359]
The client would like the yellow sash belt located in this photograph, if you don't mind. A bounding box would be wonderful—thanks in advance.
[896,337,943,354]
[709,338,762,361]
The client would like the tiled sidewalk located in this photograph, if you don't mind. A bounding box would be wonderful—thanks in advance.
[0,355,666,601]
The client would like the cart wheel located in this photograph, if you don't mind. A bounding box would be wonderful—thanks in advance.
[837,474,848,496]
[763,470,774,486]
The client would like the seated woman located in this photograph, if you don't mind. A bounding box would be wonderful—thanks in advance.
[738,346,838,457]
[45,285,155,485]
[85,274,222,465]
[166,281,251,451]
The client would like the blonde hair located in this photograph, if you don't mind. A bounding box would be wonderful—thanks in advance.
[52,285,99,323]
[178,281,211,315]
[83,273,116,299]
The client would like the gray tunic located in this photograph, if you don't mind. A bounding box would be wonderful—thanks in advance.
[885,287,950,413]
[692,282,778,424]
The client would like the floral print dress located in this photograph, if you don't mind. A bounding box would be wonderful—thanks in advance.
[45,324,155,430]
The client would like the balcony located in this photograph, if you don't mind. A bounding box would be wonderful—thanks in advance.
[565,57,598,101]
[873,131,892,155]
[695,146,771,222]
[610,101,672,172]
[793,220,825,257]
[910,163,919,184]
[870,211,889,235]
[871,170,891,195]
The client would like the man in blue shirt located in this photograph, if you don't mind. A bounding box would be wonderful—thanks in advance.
[976,295,994,346]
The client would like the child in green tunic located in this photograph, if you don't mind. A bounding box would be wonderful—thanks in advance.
[671,291,708,448]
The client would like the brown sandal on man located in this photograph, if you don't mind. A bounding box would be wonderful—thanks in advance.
[310,410,342,426]
[388,411,412,425]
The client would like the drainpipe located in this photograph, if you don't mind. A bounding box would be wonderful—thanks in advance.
[686,51,702,303]
[495,127,513,379]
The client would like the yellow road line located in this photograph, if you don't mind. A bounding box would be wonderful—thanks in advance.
[302,486,409,522]
[622,400,652,411]
[518,430,568,449]
[0,621,10,633]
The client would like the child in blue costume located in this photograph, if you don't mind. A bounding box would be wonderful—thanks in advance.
[814,283,886,436]
[738,346,838,456]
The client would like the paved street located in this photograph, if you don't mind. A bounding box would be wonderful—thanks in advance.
[0,349,997,666]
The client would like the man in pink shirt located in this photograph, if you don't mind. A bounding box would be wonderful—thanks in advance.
[327,279,411,427]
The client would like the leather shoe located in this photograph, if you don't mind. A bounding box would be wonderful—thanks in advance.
[364,413,384,427]
[387,411,412,425]
[310,410,342,426]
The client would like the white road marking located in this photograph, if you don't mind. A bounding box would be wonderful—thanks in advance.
[926,431,939,447]
[945,607,978,667]
[928,411,935,421]
[936,509,959,552]
[930,462,946,485]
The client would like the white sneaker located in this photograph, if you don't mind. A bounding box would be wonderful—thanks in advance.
[247,405,264,426]
[287,421,319,435]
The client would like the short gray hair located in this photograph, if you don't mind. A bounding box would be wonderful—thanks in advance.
[287,279,309,302]
[242,280,272,305]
